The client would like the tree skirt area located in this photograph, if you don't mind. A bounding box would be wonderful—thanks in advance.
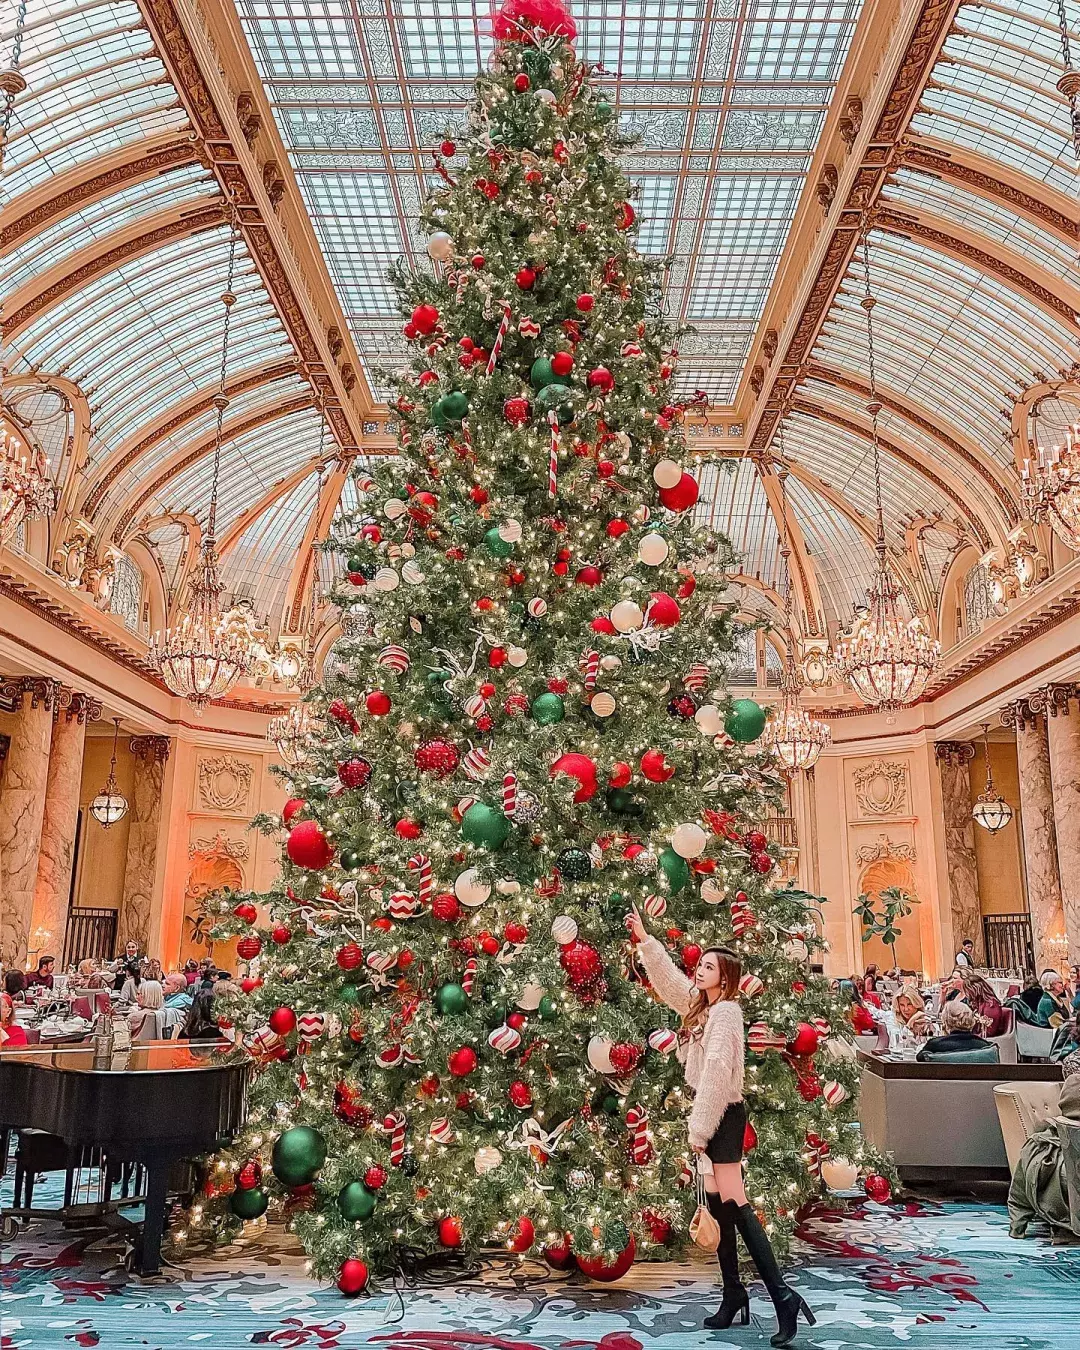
[2,1190,1078,1349]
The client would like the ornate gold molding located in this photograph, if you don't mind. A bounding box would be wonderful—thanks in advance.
[856,833,917,865]
[0,676,61,710]
[853,760,910,815]
[934,740,977,767]
[65,691,103,724]
[130,734,171,763]
[197,754,253,812]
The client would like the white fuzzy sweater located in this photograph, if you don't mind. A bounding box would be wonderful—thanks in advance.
[638,935,744,1149]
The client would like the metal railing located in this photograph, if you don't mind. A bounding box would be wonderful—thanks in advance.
[62,908,118,967]
[983,913,1035,981]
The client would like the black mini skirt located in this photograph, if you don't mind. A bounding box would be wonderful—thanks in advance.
[704,1101,747,1163]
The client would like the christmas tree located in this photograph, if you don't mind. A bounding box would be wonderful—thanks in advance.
[188,0,890,1292]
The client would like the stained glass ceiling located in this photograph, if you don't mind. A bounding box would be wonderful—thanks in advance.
[236,0,863,401]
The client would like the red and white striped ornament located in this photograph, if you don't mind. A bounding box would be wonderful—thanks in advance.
[620,340,644,359]
[684,662,709,693]
[580,649,600,691]
[407,852,434,907]
[462,746,492,782]
[383,1111,407,1164]
[747,1021,786,1054]
[246,1026,282,1056]
[548,410,559,499]
[455,794,479,820]
[297,1012,326,1041]
[429,1117,457,1144]
[388,891,420,920]
[376,1044,404,1069]
[502,772,518,818]
[643,894,668,919]
[731,900,756,936]
[487,1023,522,1054]
[823,1079,849,1109]
[462,956,479,996]
[485,304,512,375]
[647,1027,677,1056]
[462,694,487,719]
[378,645,410,674]
[812,1017,831,1038]
[626,1106,653,1164]
[527,597,547,618]
[518,316,541,339]
[738,973,764,998]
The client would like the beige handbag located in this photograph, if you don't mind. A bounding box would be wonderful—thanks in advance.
[689,1170,720,1251]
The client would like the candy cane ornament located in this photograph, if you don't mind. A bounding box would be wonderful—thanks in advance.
[407,853,433,908]
[626,1106,652,1164]
[485,302,512,375]
[502,772,518,818]
[548,410,559,499]
[462,956,479,996]
[383,1112,407,1166]
[581,649,600,691]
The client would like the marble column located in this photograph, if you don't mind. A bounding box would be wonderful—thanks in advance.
[935,741,982,963]
[1043,685,1080,962]
[1004,697,1066,973]
[29,692,101,964]
[118,735,171,953]
[0,678,60,967]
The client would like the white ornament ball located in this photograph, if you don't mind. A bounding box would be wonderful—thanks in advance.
[590,691,616,717]
[643,893,667,918]
[600,654,621,672]
[499,519,523,544]
[610,599,645,633]
[638,533,669,566]
[384,498,407,521]
[400,541,416,558]
[527,597,547,618]
[820,1157,859,1192]
[373,567,400,591]
[784,937,810,964]
[695,703,723,736]
[517,981,544,1011]
[671,822,708,859]
[507,645,528,668]
[401,560,424,585]
[536,87,557,104]
[474,1146,503,1175]
[426,230,454,261]
[652,458,683,489]
[701,877,727,906]
[551,915,578,945]
[454,867,491,908]
[587,1035,615,1073]
[496,877,521,896]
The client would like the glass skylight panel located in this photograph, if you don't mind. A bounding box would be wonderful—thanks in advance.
[220,474,320,617]
[631,176,678,254]
[687,174,801,320]
[738,0,860,83]
[393,0,491,80]
[575,0,706,82]
[954,0,1068,65]
[239,0,365,79]
[784,472,875,626]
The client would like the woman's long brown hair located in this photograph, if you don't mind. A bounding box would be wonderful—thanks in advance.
[683,947,741,1032]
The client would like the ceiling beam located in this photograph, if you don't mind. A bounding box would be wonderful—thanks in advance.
[1,132,202,257]
[3,201,226,340]
[216,452,332,558]
[281,458,351,634]
[754,460,829,640]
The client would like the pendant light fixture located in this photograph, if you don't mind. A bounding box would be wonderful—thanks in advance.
[149,220,254,710]
[762,429,831,772]
[89,718,129,828]
[832,225,940,708]
[972,721,1014,834]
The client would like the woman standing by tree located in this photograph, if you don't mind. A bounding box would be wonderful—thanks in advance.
[627,905,815,1346]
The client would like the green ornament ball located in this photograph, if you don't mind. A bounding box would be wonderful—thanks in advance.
[595,98,613,121]
[271,1125,327,1187]
[531,691,565,725]
[535,382,574,424]
[436,982,469,1015]
[602,1093,622,1116]
[530,357,556,389]
[339,983,361,1005]
[441,390,469,421]
[556,845,592,881]
[339,849,363,872]
[461,801,510,850]
[606,787,643,816]
[725,697,767,743]
[230,1185,269,1221]
[430,402,448,429]
[338,1180,377,1222]
[484,526,514,559]
[658,846,690,895]
[538,995,558,1021]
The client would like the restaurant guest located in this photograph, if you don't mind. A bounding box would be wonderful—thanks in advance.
[26,955,55,989]
[4,970,27,1003]
[117,961,143,1003]
[128,980,164,1035]
[0,991,27,1046]
[958,973,1009,1037]
[1038,970,1071,1028]
[917,1000,999,1062]
[163,972,193,1011]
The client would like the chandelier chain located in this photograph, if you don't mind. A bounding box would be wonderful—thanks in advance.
[0,0,29,171]
[860,225,885,554]
[207,221,239,544]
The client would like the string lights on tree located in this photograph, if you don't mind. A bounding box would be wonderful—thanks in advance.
[149,220,254,711]
[832,227,940,709]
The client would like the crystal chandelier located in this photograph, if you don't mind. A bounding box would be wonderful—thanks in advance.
[1020,416,1080,551]
[149,224,254,711]
[833,229,940,709]
[972,721,1013,834]
[762,449,831,772]
[89,719,129,828]
[0,0,58,548]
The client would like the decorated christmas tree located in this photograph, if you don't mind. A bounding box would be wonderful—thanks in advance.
[187,0,890,1293]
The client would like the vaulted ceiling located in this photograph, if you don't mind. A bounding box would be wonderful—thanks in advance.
[2,0,1076,673]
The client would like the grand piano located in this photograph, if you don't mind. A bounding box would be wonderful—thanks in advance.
[0,1041,249,1274]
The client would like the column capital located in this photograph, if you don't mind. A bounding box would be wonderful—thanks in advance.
[129,734,171,764]
[935,740,976,767]
[63,691,102,724]
[1002,684,1080,728]
[0,676,62,710]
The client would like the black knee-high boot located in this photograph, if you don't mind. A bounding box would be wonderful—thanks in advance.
[702,1197,748,1329]
[732,1204,815,1348]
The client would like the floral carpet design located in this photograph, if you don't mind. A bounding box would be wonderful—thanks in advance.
[2,1193,1077,1349]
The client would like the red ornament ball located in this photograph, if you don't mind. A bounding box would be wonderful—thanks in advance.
[338,757,373,789]
[606,518,629,538]
[640,748,675,782]
[575,564,604,587]
[743,1119,758,1152]
[365,690,392,717]
[682,943,702,971]
[448,1046,478,1077]
[363,1165,387,1191]
[415,739,460,778]
[509,1215,536,1252]
[337,1258,369,1296]
[471,253,485,269]
[271,924,292,945]
[395,818,422,840]
[587,366,614,392]
[560,938,603,988]
[233,901,258,924]
[788,1022,823,1057]
[237,1160,262,1190]
[752,852,774,874]
[516,266,537,291]
[282,799,306,826]
[505,921,528,944]
[609,1041,642,1074]
[508,1079,533,1109]
[514,72,530,91]
[614,201,636,231]
[236,934,262,961]
[438,1215,463,1248]
[432,892,461,922]
[658,472,699,512]
[576,292,595,312]
[577,1233,636,1282]
[480,932,500,955]
[550,752,599,802]
[440,139,456,156]
[240,976,261,994]
[286,819,334,871]
[410,304,439,336]
[746,830,768,852]
[551,351,574,377]
[507,1010,527,1030]
[647,591,681,627]
[269,1006,296,1037]
[863,1173,892,1204]
[503,395,532,427]
[336,941,363,971]
[545,1234,574,1269]
[643,1209,673,1244]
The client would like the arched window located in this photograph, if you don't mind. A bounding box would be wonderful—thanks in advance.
[763,637,783,687]
[729,625,757,685]
[962,562,994,637]
[110,553,144,633]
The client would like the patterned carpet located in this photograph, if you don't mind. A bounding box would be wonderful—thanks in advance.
[2,1189,1079,1349]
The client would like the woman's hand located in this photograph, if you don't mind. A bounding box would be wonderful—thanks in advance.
[690,1140,706,1155]
[625,905,647,944]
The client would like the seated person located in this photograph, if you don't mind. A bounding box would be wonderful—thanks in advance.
[182,988,222,1041]
[956,973,1009,1037]
[183,958,201,986]
[1009,1071,1080,1240]
[916,1000,999,1062]
[1038,970,1071,1028]
[162,972,193,1011]
[25,955,55,989]
[893,986,926,1028]
[117,961,142,1004]
[837,978,877,1034]
[0,990,27,1046]
[128,979,164,1035]
[4,969,27,1003]
[144,957,164,983]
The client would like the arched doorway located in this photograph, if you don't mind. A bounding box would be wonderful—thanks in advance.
[857,857,921,973]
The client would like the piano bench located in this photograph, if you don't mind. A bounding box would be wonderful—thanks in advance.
[13,1130,98,1211]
